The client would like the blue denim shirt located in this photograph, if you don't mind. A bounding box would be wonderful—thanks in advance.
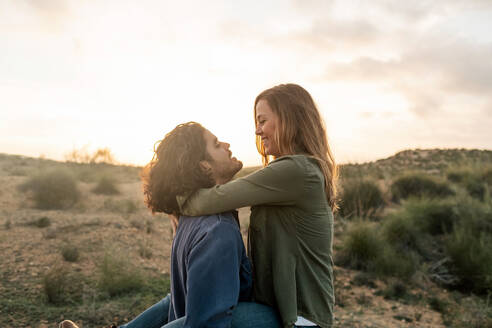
[168,211,253,328]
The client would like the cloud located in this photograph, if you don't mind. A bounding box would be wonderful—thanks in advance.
[323,33,492,117]
[23,0,67,13]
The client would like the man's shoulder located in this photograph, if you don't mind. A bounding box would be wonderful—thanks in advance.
[178,212,239,234]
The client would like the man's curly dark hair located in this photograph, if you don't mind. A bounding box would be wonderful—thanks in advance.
[141,122,215,215]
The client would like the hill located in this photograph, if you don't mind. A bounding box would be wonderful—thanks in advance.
[341,148,492,179]
[0,148,491,327]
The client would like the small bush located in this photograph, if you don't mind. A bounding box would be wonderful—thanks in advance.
[92,176,120,195]
[138,241,153,259]
[8,167,28,176]
[428,296,449,313]
[355,293,372,305]
[97,251,144,297]
[445,225,492,294]
[339,179,385,219]
[61,244,80,262]
[27,216,51,228]
[4,219,12,230]
[380,279,409,300]
[382,214,420,251]
[336,220,384,270]
[373,245,418,279]
[401,198,458,236]
[43,264,84,305]
[483,167,492,186]
[464,178,488,201]
[146,220,154,234]
[443,294,492,328]
[454,196,492,234]
[104,199,138,215]
[19,169,80,209]
[447,166,490,201]
[391,173,454,202]
[351,272,377,288]
[446,168,474,183]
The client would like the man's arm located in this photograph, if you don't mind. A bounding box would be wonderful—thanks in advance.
[183,217,245,328]
[178,156,304,216]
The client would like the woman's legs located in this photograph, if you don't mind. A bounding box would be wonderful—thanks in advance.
[231,302,282,328]
[119,294,171,328]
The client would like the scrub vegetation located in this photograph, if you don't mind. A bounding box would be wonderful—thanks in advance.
[18,169,81,209]
[336,149,492,327]
[1,148,491,327]
[92,176,120,195]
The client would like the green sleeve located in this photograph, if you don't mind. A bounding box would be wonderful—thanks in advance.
[178,156,305,216]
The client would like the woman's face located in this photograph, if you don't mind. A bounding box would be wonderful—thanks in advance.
[255,99,281,157]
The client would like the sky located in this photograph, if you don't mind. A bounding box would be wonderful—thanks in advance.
[1,0,492,167]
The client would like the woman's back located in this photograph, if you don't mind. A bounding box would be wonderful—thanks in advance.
[248,155,334,327]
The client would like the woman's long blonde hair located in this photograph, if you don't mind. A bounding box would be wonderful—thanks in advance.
[254,83,338,210]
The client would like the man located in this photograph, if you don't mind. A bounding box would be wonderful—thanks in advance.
[60,122,252,328]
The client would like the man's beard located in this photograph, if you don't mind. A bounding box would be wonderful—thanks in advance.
[210,160,242,184]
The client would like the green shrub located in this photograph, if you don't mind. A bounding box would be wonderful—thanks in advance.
[339,179,385,219]
[464,178,488,201]
[4,219,11,230]
[336,220,384,270]
[447,166,490,201]
[453,196,492,234]
[445,225,492,294]
[391,173,454,203]
[428,296,449,314]
[446,168,474,183]
[481,165,492,187]
[382,213,420,251]
[43,264,84,305]
[373,244,419,279]
[443,294,492,328]
[483,167,492,186]
[92,176,120,195]
[402,198,458,236]
[351,272,377,288]
[27,216,52,228]
[379,279,409,300]
[97,251,144,297]
[19,169,80,209]
[103,199,138,215]
[61,244,80,262]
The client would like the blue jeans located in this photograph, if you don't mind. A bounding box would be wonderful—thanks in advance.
[119,294,184,328]
[119,296,316,328]
[232,302,319,328]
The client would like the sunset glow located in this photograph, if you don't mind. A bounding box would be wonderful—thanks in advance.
[1,0,492,166]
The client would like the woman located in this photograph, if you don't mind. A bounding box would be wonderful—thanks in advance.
[178,83,338,328]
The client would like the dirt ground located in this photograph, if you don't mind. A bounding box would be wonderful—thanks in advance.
[0,155,448,327]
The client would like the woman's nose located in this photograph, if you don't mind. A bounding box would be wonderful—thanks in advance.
[255,125,261,135]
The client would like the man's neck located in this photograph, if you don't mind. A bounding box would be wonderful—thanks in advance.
[212,173,234,186]
[214,177,230,185]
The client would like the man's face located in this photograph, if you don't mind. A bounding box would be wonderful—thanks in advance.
[201,129,243,184]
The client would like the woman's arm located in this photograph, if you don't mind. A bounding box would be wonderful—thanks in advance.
[178,156,304,216]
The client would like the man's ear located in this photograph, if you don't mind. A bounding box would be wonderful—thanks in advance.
[199,160,212,174]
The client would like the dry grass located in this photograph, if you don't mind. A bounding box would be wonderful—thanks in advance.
[2,150,491,327]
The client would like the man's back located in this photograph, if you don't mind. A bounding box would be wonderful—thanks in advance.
[168,212,252,328]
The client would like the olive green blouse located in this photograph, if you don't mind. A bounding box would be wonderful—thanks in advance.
[177,155,334,328]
